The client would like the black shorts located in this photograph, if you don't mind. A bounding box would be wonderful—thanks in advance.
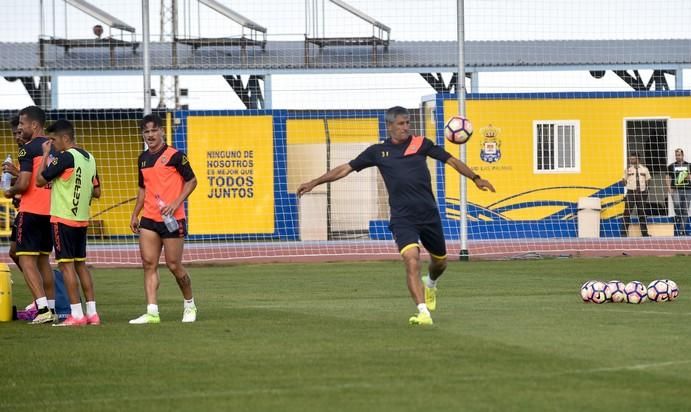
[9,216,17,242]
[16,212,53,255]
[139,216,187,239]
[52,222,87,262]
[389,217,447,259]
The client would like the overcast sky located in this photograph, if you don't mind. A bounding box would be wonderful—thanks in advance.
[0,0,689,110]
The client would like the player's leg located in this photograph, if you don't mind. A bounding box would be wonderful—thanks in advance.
[51,223,86,326]
[75,261,99,325]
[16,213,52,324]
[53,261,87,326]
[401,246,424,305]
[38,254,54,308]
[390,220,432,325]
[419,219,447,312]
[129,226,163,324]
[39,215,55,310]
[70,225,99,325]
[162,232,196,323]
[9,221,21,271]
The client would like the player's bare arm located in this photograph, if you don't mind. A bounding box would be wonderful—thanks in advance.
[4,171,30,198]
[297,163,354,197]
[160,177,197,216]
[35,140,53,188]
[446,157,496,192]
[130,187,146,233]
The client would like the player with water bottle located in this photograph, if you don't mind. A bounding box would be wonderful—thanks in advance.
[129,114,198,324]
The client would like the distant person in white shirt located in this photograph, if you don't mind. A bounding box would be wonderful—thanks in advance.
[621,153,651,237]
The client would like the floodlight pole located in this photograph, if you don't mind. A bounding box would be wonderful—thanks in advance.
[142,0,152,115]
[457,0,469,261]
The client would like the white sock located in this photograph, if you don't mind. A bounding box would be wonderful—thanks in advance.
[70,303,84,319]
[424,275,437,289]
[47,299,56,310]
[417,303,430,315]
[184,298,195,309]
[147,304,159,316]
[86,301,97,316]
[36,297,48,309]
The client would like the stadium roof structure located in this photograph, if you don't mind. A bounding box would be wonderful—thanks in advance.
[304,0,391,64]
[174,0,267,51]
[1,39,689,77]
[38,0,139,67]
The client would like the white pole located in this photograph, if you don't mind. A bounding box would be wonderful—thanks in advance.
[142,0,152,114]
[457,0,469,261]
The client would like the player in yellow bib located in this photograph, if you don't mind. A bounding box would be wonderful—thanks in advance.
[37,119,102,326]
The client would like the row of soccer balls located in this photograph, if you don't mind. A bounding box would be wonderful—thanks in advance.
[581,279,680,304]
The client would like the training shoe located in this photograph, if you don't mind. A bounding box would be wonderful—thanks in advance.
[86,313,101,326]
[129,313,161,324]
[182,306,197,323]
[53,315,87,327]
[422,276,437,311]
[30,310,55,325]
[408,312,434,326]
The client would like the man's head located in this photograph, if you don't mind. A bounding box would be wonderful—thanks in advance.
[8,116,26,147]
[18,105,46,141]
[675,148,684,163]
[46,119,75,152]
[628,153,640,166]
[385,106,410,143]
[140,113,165,152]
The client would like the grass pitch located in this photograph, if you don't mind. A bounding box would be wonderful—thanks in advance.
[2,256,691,411]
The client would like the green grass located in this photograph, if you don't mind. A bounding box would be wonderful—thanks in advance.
[2,256,691,411]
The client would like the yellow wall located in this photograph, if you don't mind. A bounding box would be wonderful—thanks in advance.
[286,117,380,191]
[0,120,141,236]
[187,115,275,234]
[443,95,691,220]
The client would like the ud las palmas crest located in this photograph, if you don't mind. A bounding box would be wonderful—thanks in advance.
[480,124,501,163]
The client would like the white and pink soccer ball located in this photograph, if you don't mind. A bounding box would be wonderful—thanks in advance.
[604,280,627,303]
[647,280,670,302]
[661,279,679,301]
[624,281,647,304]
[580,280,607,304]
[444,116,473,144]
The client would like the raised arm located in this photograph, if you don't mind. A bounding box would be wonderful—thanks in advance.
[446,156,496,192]
[296,163,354,197]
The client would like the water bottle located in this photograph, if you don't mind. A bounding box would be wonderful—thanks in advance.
[1,155,12,191]
[155,194,179,232]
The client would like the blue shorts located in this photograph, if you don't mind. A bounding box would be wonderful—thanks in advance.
[389,218,447,259]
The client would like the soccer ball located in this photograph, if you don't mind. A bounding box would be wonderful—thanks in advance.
[444,116,473,144]
[580,280,606,304]
[624,281,647,304]
[604,280,627,303]
[647,280,670,302]
[580,280,594,302]
[661,279,679,301]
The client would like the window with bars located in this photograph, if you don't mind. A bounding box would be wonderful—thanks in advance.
[534,120,580,173]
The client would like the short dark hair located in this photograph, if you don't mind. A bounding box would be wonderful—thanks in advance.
[18,105,46,126]
[385,106,410,124]
[140,113,163,131]
[46,119,75,140]
[8,116,19,129]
